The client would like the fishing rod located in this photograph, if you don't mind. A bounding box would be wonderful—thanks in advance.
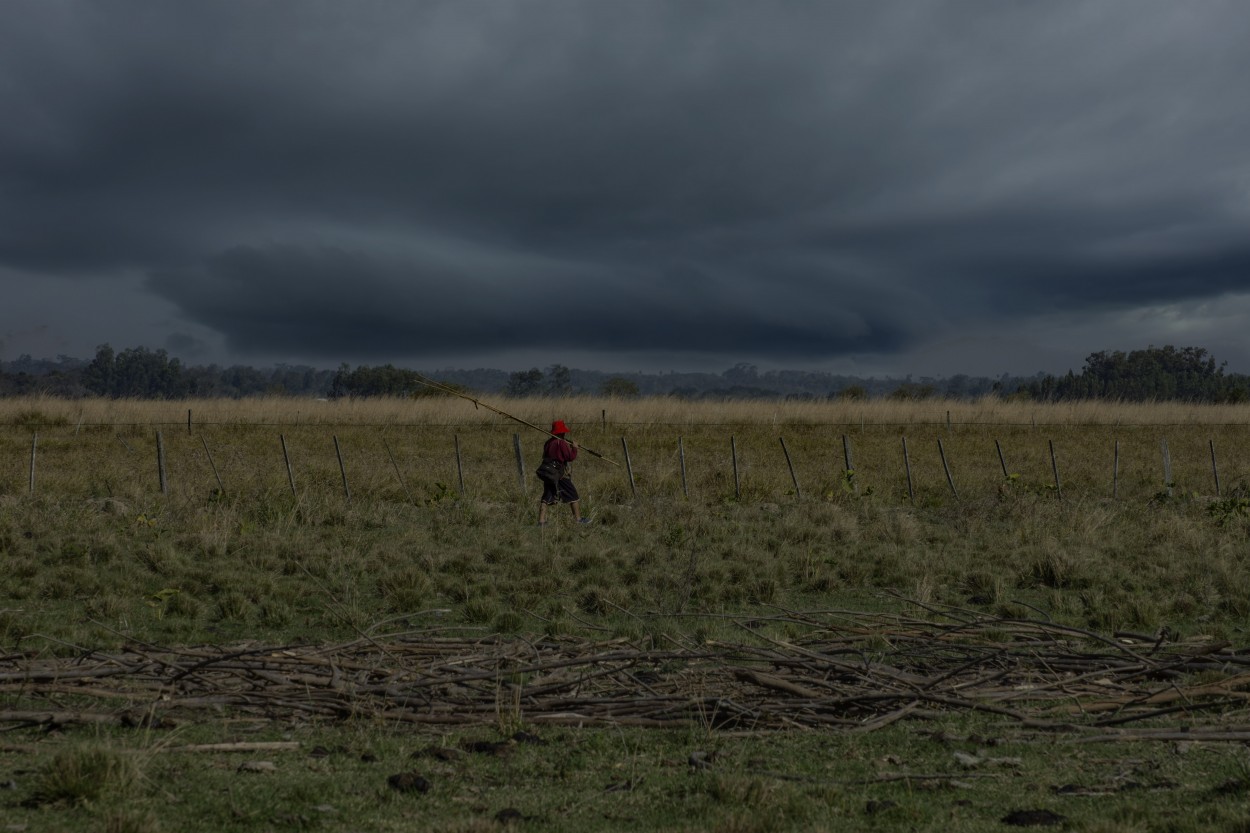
[411,372,619,466]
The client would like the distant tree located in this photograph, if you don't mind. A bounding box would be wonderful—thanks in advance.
[0,370,40,396]
[266,364,326,396]
[506,368,544,397]
[889,382,936,401]
[224,364,273,397]
[1024,345,1248,403]
[722,363,759,384]
[600,377,640,398]
[82,345,116,396]
[329,363,425,398]
[545,364,573,396]
[944,374,972,398]
[5,354,40,374]
[838,384,867,401]
[115,347,188,398]
[82,344,187,398]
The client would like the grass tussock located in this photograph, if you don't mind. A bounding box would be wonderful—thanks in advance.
[27,744,143,807]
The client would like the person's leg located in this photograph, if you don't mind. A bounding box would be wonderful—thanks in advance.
[539,478,559,525]
[561,478,586,522]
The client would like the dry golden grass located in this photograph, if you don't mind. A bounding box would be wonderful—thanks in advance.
[4,393,1250,429]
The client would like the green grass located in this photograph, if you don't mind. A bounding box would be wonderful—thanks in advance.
[3,485,1247,650]
[6,718,1250,832]
[5,400,1250,830]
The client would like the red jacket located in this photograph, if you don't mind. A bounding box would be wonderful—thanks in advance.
[543,436,578,463]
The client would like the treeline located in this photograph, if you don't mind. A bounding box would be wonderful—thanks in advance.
[2,344,1247,403]
[1021,346,1250,403]
[0,346,337,399]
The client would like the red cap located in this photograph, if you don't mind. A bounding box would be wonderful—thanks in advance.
[551,420,570,435]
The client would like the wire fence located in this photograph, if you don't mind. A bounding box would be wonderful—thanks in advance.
[5,418,1248,508]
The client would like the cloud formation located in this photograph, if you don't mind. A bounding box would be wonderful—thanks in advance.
[4,1,1250,374]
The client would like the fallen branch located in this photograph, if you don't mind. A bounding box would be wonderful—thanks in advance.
[3,611,1247,737]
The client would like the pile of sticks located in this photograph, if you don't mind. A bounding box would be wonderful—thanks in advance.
[3,609,1249,741]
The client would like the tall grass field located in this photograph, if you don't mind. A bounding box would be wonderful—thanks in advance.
[3,395,1250,832]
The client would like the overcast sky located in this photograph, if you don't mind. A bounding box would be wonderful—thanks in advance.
[4,1,1250,378]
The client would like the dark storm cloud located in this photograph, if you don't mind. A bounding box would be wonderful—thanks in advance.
[4,1,1250,369]
[148,243,907,360]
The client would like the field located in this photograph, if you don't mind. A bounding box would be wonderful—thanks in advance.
[3,395,1250,832]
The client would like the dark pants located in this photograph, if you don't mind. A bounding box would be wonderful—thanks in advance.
[541,477,579,505]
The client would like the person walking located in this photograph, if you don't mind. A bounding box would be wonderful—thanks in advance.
[537,420,591,526]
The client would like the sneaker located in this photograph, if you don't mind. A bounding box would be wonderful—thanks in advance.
[577,518,593,525]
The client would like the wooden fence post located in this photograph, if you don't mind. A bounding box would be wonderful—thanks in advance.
[995,439,1009,479]
[333,435,350,500]
[280,434,297,497]
[1049,439,1062,501]
[678,436,689,499]
[621,437,637,499]
[937,438,957,499]
[381,438,412,502]
[842,434,857,494]
[731,436,741,500]
[1113,439,1120,500]
[201,435,224,494]
[1161,438,1173,497]
[28,432,37,495]
[513,434,526,491]
[779,437,801,500]
[187,408,193,435]
[902,436,915,505]
[454,434,466,496]
[1210,439,1221,497]
[156,431,168,495]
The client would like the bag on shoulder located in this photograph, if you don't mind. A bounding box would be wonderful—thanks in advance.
[536,458,566,485]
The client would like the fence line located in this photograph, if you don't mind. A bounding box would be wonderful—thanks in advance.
[7,426,1245,506]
